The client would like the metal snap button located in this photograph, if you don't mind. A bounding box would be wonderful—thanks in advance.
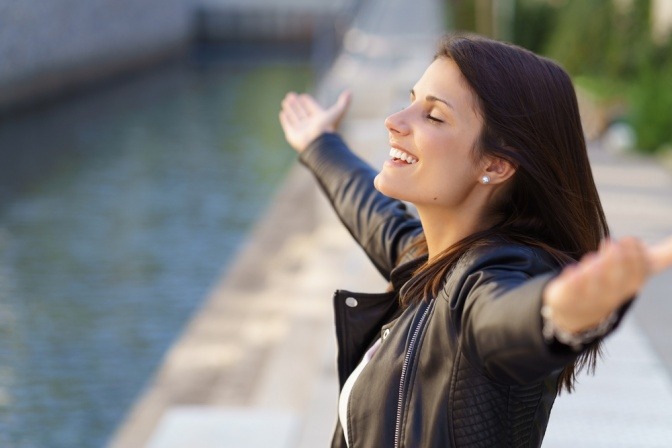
[382,328,390,339]
[345,297,358,308]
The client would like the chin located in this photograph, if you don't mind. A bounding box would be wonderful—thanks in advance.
[374,174,404,201]
[373,173,389,195]
[373,174,383,192]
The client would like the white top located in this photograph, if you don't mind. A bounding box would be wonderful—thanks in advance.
[338,337,383,447]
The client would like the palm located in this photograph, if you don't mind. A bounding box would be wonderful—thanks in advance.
[544,235,672,333]
[279,91,351,153]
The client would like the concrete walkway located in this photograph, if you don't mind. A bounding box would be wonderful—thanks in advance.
[108,0,672,446]
[543,145,672,447]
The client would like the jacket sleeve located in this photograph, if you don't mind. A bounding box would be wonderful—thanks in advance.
[298,132,422,279]
[452,245,625,385]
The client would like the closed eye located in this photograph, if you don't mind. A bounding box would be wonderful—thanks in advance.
[427,114,443,123]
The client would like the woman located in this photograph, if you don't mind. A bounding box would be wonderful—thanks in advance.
[279,34,672,447]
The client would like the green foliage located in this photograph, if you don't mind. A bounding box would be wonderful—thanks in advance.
[544,0,616,75]
[572,75,627,103]
[443,0,671,152]
[447,0,477,33]
[527,0,670,153]
[628,55,672,153]
[544,0,651,79]
[512,0,557,54]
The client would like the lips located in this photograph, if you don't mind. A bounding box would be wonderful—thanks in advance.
[389,147,418,164]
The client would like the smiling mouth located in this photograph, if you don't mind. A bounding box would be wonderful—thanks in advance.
[389,148,418,164]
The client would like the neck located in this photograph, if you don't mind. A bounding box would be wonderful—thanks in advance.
[417,204,491,261]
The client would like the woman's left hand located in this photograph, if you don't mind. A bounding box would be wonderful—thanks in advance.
[543,235,672,334]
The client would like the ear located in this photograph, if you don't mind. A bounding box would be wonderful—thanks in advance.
[481,157,516,185]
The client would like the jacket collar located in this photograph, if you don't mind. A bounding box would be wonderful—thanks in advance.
[389,255,427,292]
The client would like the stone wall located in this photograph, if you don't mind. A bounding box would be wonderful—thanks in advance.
[0,0,358,112]
[0,0,195,110]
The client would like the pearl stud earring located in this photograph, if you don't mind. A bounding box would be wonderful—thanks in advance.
[481,175,491,184]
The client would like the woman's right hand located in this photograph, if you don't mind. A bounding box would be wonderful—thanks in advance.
[279,90,351,153]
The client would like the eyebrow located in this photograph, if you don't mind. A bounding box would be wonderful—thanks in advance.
[410,89,454,110]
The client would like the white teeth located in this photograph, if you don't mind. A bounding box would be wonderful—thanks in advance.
[388,148,418,164]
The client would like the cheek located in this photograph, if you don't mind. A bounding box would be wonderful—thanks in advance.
[417,130,444,150]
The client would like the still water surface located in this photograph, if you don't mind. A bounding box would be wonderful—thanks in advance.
[0,58,311,447]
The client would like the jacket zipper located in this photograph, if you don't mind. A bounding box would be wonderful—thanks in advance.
[394,299,434,448]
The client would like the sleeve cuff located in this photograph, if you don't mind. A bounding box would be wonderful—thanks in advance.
[541,306,619,352]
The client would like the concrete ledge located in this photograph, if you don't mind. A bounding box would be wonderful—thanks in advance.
[104,163,325,448]
[194,6,346,43]
[0,40,189,115]
[146,407,300,448]
[0,0,359,115]
[192,4,353,77]
[0,0,193,113]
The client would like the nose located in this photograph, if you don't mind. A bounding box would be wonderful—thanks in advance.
[385,108,410,135]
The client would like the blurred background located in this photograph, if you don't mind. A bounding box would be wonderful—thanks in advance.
[0,0,670,447]
[449,0,672,157]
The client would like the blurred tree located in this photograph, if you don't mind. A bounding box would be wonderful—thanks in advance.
[628,45,672,153]
[512,0,557,53]
[448,0,478,32]
[444,0,672,152]
[448,0,515,40]
[544,0,651,78]
[542,0,671,152]
[521,0,669,153]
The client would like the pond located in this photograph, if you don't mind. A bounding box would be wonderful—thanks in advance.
[0,52,312,447]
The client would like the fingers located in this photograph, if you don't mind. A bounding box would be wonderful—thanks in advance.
[281,92,311,123]
[281,92,329,118]
[278,109,292,135]
[325,90,352,132]
[649,235,672,275]
[594,237,650,297]
[544,237,651,333]
[334,90,352,113]
[279,91,350,153]
[280,90,351,125]
[544,235,667,335]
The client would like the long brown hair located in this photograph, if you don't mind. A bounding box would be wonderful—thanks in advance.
[400,34,609,392]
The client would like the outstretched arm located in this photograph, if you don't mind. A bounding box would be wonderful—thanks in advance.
[458,237,672,384]
[278,91,422,278]
[543,235,672,337]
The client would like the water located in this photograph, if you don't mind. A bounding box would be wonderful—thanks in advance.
[0,56,312,447]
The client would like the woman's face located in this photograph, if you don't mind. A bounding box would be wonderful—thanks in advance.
[375,58,485,212]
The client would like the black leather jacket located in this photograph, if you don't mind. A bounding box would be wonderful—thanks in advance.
[299,133,589,447]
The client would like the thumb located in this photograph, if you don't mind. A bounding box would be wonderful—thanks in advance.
[649,235,672,275]
[325,90,352,132]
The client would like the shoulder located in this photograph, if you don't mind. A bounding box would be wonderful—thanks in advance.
[442,242,561,295]
[465,240,559,272]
